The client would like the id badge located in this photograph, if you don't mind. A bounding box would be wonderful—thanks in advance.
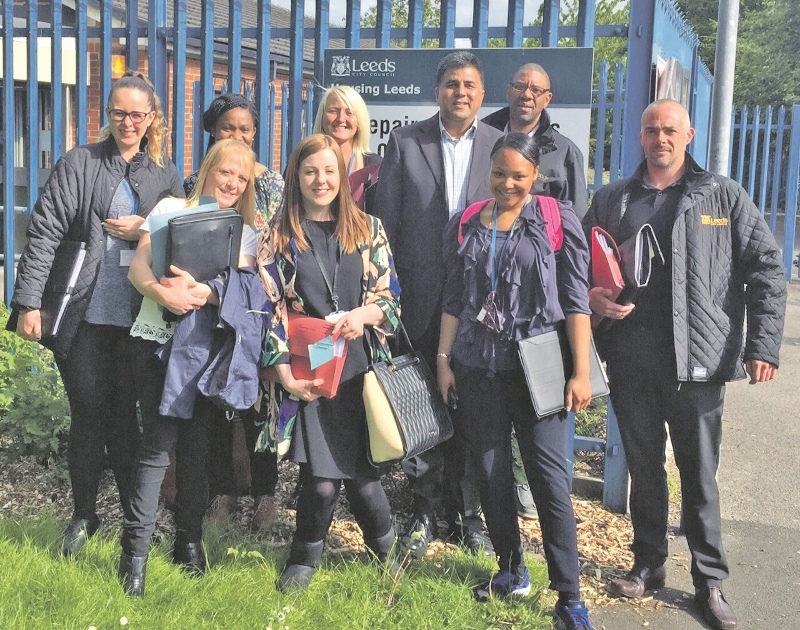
[325,310,347,324]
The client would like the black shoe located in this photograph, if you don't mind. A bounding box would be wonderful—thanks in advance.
[608,565,666,599]
[278,538,324,592]
[61,516,101,556]
[365,527,403,578]
[286,480,302,510]
[515,483,538,520]
[447,524,494,557]
[695,586,738,629]
[118,551,147,597]
[172,538,206,576]
[400,514,437,559]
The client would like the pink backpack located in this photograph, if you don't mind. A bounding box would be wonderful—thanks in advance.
[457,195,563,251]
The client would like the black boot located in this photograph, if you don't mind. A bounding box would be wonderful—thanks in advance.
[61,515,101,556]
[365,527,403,578]
[119,551,147,597]
[277,538,324,592]
[172,535,207,576]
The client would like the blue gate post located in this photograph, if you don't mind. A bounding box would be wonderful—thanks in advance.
[27,2,39,206]
[621,0,655,176]
[255,1,273,169]
[148,0,169,122]
[172,0,188,174]
[51,0,64,165]
[783,105,800,282]
[3,0,15,305]
[602,401,628,513]
[287,0,305,155]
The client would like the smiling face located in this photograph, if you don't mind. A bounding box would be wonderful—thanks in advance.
[107,87,156,159]
[214,107,256,148]
[298,148,341,217]
[435,66,485,134]
[640,101,695,173]
[201,152,250,209]
[322,94,358,147]
[506,67,552,133]
[490,148,538,212]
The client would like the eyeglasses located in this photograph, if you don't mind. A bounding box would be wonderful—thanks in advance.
[108,109,152,123]
[508,82,550,97]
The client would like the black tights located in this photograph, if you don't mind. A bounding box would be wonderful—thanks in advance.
[295,474,392,543]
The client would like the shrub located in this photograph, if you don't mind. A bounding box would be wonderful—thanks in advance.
[0,304,70,464]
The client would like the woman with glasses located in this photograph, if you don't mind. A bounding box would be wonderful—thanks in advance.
[10,70,184,557]
[182,93,285,532]
[437,133,595,630]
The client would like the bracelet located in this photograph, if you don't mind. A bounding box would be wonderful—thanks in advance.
[436,352,451,360]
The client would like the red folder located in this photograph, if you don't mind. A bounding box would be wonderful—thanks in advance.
[263,313,348,399]
[591,226,625,302]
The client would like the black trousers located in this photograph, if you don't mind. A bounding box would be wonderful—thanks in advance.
[55,322,139,520]
[399,318,481,531]
[121,338,213,557]
[606,326,729,588]
[207,405,279,499]
[456,363,580,593]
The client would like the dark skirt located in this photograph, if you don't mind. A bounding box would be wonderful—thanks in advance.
[290,373,379,480]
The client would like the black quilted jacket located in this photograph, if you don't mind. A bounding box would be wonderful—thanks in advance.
[584,154,786,382]
[11,136,184,358]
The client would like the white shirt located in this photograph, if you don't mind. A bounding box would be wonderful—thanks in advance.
[439,116,479,218]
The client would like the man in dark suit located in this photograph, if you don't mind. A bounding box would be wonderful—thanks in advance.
[374,51,503,558]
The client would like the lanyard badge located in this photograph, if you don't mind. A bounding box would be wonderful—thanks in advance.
[477,201,521,333]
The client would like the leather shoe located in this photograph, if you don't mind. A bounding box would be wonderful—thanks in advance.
[61,516,101,556]
[205,494,237,525]
[400,514,437,559]
[608,565,666,598]
[515,483,538,520]
[118,551,147,597]
[251,495,279,531]
[172,539,206,576]
[695,586,738,629]
[463,530,494,557]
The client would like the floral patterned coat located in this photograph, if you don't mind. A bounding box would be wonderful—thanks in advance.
[255,213,401,453]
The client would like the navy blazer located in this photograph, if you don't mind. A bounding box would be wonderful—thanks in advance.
[373,114,504,341]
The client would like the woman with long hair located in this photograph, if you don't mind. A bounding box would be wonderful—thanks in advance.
[437,133,595,629]
[183,92,284,530]
[119,139,258,596]
[258,134,400,591]
[11,70,183,556]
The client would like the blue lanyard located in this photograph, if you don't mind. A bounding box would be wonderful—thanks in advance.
[348,153,356,176]
[489,202,522,292]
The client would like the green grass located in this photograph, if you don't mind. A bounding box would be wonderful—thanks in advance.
[0,513,558,630]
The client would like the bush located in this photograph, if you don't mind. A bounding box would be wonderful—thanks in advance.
[0,304,70,464]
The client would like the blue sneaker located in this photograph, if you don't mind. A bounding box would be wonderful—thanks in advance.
[474,567,531,601]
[554,599,595,630]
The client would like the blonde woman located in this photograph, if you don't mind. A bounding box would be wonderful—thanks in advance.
[119,139,257,596]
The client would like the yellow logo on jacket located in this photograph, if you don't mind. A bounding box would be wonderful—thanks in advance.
[701,215,729,226]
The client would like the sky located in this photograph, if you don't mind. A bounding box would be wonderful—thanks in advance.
[270,0,543,27]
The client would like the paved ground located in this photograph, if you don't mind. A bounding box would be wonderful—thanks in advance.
[591,281,800,629]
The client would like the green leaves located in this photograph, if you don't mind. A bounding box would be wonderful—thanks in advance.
[0,305,70,464]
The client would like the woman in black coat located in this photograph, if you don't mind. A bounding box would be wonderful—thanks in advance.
[11,70,183,556]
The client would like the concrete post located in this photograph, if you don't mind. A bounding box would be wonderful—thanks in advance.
[708,0,740,176]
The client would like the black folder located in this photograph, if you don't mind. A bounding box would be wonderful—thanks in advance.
[40,240,87,338]
[166,210,243,282]
[518,327,609,418]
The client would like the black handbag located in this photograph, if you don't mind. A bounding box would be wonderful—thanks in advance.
[362,321,454,466]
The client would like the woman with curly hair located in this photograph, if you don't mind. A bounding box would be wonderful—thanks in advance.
[11,70,184,556]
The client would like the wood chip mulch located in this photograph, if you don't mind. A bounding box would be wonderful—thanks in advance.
[0,454,671,607]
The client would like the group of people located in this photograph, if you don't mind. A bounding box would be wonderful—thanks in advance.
[9,48,786,630]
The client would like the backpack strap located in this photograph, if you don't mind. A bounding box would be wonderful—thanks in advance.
[457,195,563,252]
[458,199,490,245]
[535,195,563,251]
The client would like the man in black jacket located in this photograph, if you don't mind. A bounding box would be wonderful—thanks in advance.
[482,62,588,219]
[584,100,786,630]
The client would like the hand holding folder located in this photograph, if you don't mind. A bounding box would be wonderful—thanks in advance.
[591,224,664,329]
[263,313,348,399]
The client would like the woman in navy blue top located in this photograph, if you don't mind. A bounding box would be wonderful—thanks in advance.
[438,133,596,630]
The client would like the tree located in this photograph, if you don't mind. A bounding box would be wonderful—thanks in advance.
[678,0,800,106]
[360,0,441,48]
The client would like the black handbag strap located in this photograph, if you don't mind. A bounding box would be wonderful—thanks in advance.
[364,319,415,366]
